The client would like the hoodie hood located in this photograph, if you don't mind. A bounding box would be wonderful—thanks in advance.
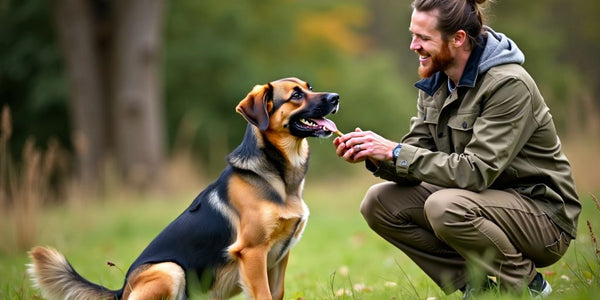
[479,26,525,74]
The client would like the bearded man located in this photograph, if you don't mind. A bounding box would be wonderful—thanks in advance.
[333,0,580,299]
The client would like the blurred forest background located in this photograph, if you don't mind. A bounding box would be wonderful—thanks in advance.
[1,0,599,212]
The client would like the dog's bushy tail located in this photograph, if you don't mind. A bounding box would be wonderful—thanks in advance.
[27,246,120,300]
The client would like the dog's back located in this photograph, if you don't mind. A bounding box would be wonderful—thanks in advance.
[127,182,234,284]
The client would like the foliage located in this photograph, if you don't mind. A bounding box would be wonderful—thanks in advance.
[0,0,70,157]
[487,0,594,131]
[1,0,598,177]
[163,0,415,174]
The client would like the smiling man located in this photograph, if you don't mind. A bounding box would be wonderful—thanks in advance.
[333,0,580,299]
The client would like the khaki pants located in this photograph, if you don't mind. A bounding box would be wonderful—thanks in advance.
[360,182,571,294]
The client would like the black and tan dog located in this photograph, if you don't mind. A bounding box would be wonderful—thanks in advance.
[28,77,340,300]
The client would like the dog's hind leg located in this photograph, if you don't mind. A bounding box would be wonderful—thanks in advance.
[123,262,186,300]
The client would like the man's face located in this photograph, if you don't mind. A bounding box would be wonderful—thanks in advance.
[409,9,454,78]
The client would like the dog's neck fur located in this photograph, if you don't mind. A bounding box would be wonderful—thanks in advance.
[227,125,308,198]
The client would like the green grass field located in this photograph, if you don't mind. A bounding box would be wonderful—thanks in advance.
[1,174,599,299]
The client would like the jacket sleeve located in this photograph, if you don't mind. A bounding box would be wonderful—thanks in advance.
[366,159,422,185]
[393,77,538,191]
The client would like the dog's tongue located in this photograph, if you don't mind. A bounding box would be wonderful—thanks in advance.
[311,118,338,132]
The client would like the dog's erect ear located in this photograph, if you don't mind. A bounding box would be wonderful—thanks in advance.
[236,83,273,131]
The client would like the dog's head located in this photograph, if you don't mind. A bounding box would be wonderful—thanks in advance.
[236,77,339,138]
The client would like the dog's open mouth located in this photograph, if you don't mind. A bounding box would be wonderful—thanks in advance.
[291,117,338,137]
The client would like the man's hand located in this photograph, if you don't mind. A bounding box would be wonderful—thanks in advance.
[333,128,398,164]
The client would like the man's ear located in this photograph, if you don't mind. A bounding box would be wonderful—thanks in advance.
[451,30,467,48]
[236,83,273,131]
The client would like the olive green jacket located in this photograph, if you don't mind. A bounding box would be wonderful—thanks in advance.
[370,28,580,238]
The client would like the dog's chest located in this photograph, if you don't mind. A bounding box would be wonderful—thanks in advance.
[267,200,309,267]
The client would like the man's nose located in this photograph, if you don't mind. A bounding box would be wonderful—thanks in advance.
[410,37,420,51]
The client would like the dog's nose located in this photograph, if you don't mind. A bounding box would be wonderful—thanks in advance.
[326,93,340,114]
[326,93,339,105]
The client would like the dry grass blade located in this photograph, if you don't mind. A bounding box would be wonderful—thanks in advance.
[589,194,600,259]
[591,193,600,212]
[0,105,66,251]
[1,105,12,141]
[587,220,600,259]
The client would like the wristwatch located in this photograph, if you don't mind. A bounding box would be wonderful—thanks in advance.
[392,143,402,165]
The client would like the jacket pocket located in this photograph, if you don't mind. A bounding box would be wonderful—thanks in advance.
[447,112,478,153]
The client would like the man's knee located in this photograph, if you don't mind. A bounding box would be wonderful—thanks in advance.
[424,189,472,235]
[360,182,406,231]
[360,183,386,229]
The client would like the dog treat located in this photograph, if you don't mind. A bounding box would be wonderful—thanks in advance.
[316,118,342,136]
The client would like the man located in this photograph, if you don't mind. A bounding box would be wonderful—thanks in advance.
[334,0,580,298]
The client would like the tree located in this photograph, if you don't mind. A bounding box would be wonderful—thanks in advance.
[51,0,166,190]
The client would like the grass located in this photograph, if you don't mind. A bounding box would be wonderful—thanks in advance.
[1,102,599,299]
[1,172,599,299]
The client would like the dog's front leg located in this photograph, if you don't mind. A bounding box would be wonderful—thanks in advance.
[234,245,272,300]
[268,253,289,300]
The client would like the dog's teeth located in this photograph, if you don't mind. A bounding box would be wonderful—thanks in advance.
[300,119,316,126]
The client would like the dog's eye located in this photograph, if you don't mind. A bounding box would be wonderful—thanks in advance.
[290,91,304,100]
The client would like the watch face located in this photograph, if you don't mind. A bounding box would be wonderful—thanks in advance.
[394,147,401,156]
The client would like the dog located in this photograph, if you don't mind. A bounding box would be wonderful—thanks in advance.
[27,77,340,300]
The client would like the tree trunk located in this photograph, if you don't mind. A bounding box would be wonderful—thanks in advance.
[51,0,107,192]
[110,0,166,189]
[52,0,166,193]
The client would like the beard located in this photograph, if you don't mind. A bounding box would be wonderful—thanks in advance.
[418,40,453,78]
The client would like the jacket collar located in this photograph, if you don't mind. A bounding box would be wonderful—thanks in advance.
[414,36,485,97]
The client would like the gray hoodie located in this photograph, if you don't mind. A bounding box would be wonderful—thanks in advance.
[479,26,525,74]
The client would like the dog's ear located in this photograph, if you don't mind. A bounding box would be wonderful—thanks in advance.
[236,83,273,131]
